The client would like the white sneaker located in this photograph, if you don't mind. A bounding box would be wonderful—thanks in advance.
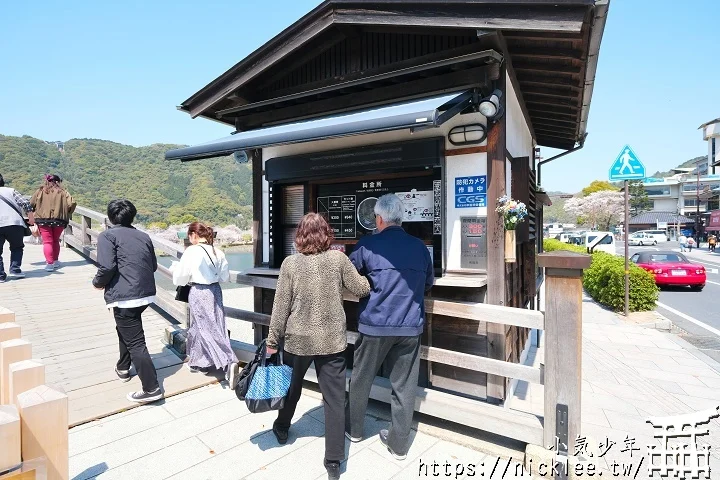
[53,261,62,270]
[45,263,54,272]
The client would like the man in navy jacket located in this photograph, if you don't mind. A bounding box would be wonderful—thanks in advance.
[346,193,434,460]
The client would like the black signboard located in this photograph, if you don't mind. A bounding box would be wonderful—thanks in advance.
[318,195,357,238]
[460,216,487,271]
[265,138,443,183]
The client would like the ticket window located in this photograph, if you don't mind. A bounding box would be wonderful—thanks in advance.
[271,172,442,276]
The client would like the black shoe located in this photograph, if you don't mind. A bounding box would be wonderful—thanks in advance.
[0,274,6,283]
[273,426,288,444]
[8,270,24,278]
[379,429,407,460]
[126,388,163,404]
[324,460,341,480]
[115,367,131,382]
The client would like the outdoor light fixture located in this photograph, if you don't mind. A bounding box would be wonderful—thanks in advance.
[448,123,487,146]
[478,89,504,121]
[233,150,249,164]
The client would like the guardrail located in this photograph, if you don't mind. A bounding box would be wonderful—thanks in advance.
[65,205,588,449]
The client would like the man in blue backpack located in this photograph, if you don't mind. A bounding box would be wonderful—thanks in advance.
[346,193,434,460]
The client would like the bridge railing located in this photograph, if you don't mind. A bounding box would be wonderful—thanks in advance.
[65,205,588,449]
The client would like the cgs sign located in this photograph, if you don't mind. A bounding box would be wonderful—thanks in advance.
[455,175,487,208]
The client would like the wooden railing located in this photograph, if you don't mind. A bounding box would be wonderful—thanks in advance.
[65,205,588,449]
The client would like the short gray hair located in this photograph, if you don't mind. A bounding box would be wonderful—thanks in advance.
[374,193,403,226]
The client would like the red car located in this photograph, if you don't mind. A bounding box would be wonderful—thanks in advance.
[631,251,706,291]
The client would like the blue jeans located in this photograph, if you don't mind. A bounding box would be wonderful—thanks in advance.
[0,225,25,276]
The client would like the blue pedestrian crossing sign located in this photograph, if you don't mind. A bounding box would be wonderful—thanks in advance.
[609,145,645,181]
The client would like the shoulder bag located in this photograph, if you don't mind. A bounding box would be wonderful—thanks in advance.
[0,194,32,237]
[175,245,218,303]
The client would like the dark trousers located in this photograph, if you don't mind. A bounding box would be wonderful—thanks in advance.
[347,334,421,455]
[114,305,159,393]
[0,225,25,275]
[275,350,346,463]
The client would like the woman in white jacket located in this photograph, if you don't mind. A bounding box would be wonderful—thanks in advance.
[172,222,238,385]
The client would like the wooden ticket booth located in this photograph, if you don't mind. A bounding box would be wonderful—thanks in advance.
[166,0,607,412]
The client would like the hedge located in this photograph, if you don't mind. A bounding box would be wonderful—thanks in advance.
[542,239,658,312]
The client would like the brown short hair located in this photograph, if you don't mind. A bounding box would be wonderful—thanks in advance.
[295,213,333,254]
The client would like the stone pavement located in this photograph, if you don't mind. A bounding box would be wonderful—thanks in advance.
[65,293,720,479]
[68,382,530,480]
[511,296,720,479]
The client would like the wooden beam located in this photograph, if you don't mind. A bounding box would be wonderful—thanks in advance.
[8,360,45,408]
[445,146,487,156]
[503,31,584,42]
[532,122,577,134]
[0,323,21,343]
[513,63,581,76]
[333,6,586,33]
[0,339,31,405]
[259,28,349,88]
[510,47,584,61]
[0,405,21,474]
[188,11,335,118]
[530,115,578,126]
[0,307,14,324]
[17,385,69,480]
[238,66,491,128]
[522,85,581,99]
[485,65,507,404]
[526,102,579,115]
[524,94,580,108]
[219,45,501,116]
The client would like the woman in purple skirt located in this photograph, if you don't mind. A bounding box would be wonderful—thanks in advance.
[172,222,238,386]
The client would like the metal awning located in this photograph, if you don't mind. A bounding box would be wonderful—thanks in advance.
[165,90,474,162]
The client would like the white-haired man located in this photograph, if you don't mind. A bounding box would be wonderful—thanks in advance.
[346,193,434,459]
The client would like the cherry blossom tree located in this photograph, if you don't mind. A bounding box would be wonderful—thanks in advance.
[564,191,624,230]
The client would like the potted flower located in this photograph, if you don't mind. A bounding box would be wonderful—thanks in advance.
[496,195,528,263]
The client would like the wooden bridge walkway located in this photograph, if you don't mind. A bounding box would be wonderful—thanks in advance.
[1,242,216,427]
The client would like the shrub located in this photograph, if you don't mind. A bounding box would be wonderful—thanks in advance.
[542,239,658,312]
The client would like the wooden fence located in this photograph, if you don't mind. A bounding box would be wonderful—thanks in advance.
[65,206,589,450]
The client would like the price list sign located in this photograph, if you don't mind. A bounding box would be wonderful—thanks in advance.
[318,195,357,238]
[433,180,442,235]
[460,216,487,270]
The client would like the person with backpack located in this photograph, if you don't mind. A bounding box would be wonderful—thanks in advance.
[0,174,35,281]
[171,222,238,386]
[30,174,76,271]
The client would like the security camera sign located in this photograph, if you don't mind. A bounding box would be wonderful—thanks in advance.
[395,190,433,222]
[455,176,487,208]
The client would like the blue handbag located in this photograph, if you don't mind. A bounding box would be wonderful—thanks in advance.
[244,341,293,413]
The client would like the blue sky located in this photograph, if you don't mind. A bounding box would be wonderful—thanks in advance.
[1,0,717,192]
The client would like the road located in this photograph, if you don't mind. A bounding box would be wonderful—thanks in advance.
[615,240,720,362]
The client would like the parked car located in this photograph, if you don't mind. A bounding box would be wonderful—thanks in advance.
[630,251,706,291]
[628,233,657,246]
[635,229,670,242]
[585,231,615,254]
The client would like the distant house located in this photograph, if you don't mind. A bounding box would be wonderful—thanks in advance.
[46,140,64,152]
[699,118,720,173]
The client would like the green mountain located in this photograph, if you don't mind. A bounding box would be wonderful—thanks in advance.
[649,156,707,178]
[0,135,253,228]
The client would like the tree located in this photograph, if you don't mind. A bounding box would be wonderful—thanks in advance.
[564,191,624,231]
[628,181,653,215]
[582,180,619,197]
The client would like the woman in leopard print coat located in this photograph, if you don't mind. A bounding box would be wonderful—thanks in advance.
[267,213,370,480]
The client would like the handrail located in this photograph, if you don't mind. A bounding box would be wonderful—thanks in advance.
[64,204,546,385]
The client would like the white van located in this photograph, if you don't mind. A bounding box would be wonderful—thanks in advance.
[634,229,669,243]
[585,231,616,254]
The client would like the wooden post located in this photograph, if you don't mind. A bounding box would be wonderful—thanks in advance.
[485,64,508,404]
[538,251,591,453]
[0,324,21,343]
[0,405,21,474]
[9,361,45,408]
[17,385,68,480]
[0,308,14,324]
[0,340,32,404]
[81,215,92,246]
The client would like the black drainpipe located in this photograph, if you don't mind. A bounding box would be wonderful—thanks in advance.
[537,134,588,187]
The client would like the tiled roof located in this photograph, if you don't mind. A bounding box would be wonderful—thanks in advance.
[629,211,693,225]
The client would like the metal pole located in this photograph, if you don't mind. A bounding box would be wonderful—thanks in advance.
[697,167,701,241]
[624,180,629,317]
